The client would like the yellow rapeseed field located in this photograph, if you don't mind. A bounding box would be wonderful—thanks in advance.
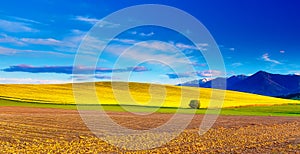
[0,82,298,108]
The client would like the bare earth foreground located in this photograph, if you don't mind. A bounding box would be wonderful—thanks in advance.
[0,107,299,153]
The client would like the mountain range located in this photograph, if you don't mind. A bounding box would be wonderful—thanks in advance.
[178,71,300,97]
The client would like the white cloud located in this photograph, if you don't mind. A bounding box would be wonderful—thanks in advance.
[196,70,223,77]
[231,62,243,67]
[0,34,25,45]
[70,29,87,35]
[75,36,107,55]
[0,34,62,46]
[56,29,88,51]
[0,78,69,84]
[130,31,155,37]
[218,45,235,52]
[74,16,119,28]
[262,53,282,64]
[0,34,78,55]
[140,32,154,37]
[104,41,195,66]
[112,38,138,44]
[0,46,70,56]
[138,41,179,52]
[175,42,208,51]
[0,46,30,55]
[2,15,43,25]
[20,38,61,46]
[74,16,100,24]
[112,38,208,52]
[0,19,39,32]
[0,29,86,55]
[175,43,197,50]
[279,50,285,54]
[166,70,224,79]
[190,62,207,67]
[73,37,209,66]
[130,31,137,35]
[108,45,190,65]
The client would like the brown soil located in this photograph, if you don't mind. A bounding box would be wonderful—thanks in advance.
[0,106,299,153]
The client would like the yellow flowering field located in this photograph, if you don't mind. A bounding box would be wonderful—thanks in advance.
[0,82,298,108]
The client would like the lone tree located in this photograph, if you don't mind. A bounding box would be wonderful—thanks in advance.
[189,100,200,109]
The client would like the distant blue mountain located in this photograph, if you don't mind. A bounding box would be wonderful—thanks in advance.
[178,71,300,97]
[279,93,300,100]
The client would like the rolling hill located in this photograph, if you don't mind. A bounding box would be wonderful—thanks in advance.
[0,82,298,108]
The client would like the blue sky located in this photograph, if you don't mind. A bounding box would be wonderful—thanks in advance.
[0,0,299,84]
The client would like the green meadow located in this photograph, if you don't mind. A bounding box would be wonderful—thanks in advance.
[1,98,299,117]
